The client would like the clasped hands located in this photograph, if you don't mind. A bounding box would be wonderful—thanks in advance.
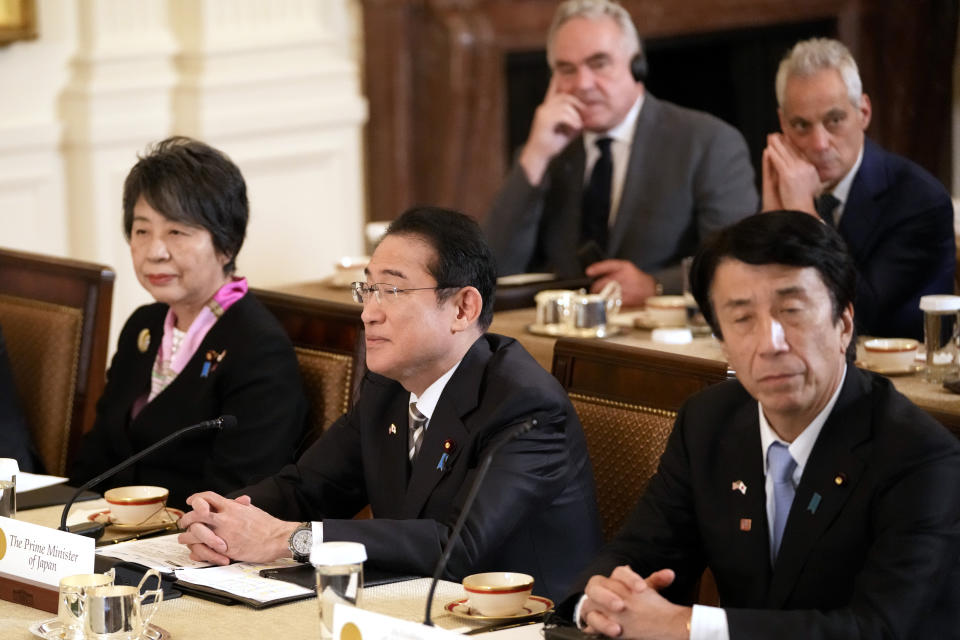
[177,491,297,564]
[580,565,691,640]
[762,133,823,217]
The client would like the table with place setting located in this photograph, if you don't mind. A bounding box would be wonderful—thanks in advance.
[1,502,548,640]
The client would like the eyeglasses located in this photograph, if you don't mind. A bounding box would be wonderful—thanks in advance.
[351,282,448,304]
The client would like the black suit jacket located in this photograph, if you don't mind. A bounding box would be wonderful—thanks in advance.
[839,139,955,339]
[71,293,308,508]
[485,94,758,292]
[242,334,602,602]
[571,367,960,639]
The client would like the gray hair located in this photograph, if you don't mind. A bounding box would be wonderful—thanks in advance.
[775,38,863,108]
[546,0,641,67]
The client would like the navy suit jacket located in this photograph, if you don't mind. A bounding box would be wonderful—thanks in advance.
[242,334,602,602]
[568,367,960,639]
[0,324,40,472]
[839,139,955,339]
[484,94,758,292]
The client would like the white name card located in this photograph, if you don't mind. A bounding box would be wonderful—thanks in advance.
[0,516,94,587]
[333,603,463,640]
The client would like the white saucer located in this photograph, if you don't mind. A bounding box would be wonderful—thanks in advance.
[88,507,184,532]
[30,618,170,639]
[857,362,923,377]
[445,595,553,621]
[526,323,623,339]
[497,273,555,287]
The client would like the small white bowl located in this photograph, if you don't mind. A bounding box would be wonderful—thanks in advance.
[863,338,919,371]
[645,295,688,327]
[462,572,534,617]
[104,486,169,525]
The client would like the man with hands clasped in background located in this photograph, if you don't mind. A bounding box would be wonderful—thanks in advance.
[177,207,601,602]
[566,211,960,639]
[484,0,757,306]
[761,38,954,340]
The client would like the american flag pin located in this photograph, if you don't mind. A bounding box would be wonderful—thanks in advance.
[740,518,752,531]
[731,480,747,495]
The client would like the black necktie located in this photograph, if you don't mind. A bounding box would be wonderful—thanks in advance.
[814,193,840,227]
[581,137,613,251]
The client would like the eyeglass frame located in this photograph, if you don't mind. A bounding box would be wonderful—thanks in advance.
[350,281,464,304]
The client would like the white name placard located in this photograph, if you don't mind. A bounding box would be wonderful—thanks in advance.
[0,516,95,587]
[333,603,463,640]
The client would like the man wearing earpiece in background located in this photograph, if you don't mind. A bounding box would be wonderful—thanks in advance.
[484,0,758,307]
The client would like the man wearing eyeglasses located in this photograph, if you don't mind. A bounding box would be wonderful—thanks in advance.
[178,207,602,601]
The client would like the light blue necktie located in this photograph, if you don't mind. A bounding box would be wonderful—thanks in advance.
[768,441,797,562]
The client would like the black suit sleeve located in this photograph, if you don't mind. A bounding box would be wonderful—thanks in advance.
[0,325,40,473]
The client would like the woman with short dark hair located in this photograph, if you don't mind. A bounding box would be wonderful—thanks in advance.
[72,137,308,509]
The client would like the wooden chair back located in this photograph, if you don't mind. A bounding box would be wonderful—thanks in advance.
[0,248,114,475]
[252,289,364,453]
[552,338,730,541]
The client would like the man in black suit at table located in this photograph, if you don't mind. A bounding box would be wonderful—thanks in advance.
[178,207,601,601]
[568,211,960,639]
[761,38,955,340]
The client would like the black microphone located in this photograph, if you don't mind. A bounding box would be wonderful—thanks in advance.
[59,415,235,537]
[423,416,538,626]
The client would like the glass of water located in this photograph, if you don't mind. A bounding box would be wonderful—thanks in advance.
[312,542,366,639]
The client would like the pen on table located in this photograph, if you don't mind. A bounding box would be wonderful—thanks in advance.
[463,619,545,635]
[99,525,181,545]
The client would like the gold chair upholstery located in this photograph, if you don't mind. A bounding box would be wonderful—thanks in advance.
[252,288,364,452]
[552,338,730,540]
[0,248,114,475]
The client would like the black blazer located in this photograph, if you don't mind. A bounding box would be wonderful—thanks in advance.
[485,94,758,292]
[570,367,960,639]
[0,324,40,472]
[242,334,603,602]
[839,138,955,340]
[71,293,308,508]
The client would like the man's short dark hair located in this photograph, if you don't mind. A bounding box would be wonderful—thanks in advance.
[385,207,497,331]
[690,210,856,339]
[123,136,248,274]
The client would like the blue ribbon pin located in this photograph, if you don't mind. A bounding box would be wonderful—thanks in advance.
[807,492,822,514]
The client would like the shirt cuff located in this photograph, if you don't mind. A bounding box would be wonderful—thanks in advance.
[690,604,729,640]
[573,594,589,629]
[311,521,323,543]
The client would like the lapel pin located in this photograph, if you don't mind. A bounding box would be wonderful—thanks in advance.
[731,480,747,495]
[834,472,847,487]
[388,424,397,435]
[137,328,151,353]
[443,438,456,453]
[436,452,449,471]
[201,349,227,378]
[739,518,752,532]
[807,492,822,514]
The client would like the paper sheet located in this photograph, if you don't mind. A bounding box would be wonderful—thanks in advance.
[95,533,213,573]
[174,560,312,603]
[14,471,68,493]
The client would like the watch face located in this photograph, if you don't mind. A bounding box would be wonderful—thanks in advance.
[292,528,312,555]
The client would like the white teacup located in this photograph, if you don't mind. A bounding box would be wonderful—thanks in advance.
[645,295,688,327]
[463,572,534,617]
[104,486,169,525]
[862,338,919,371]
[331,256,370,287]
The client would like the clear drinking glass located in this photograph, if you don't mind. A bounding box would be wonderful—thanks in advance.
[312,541,367,639]
[920,295,960,382]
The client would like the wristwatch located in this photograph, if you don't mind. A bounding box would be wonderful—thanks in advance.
[288,522,312,563]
